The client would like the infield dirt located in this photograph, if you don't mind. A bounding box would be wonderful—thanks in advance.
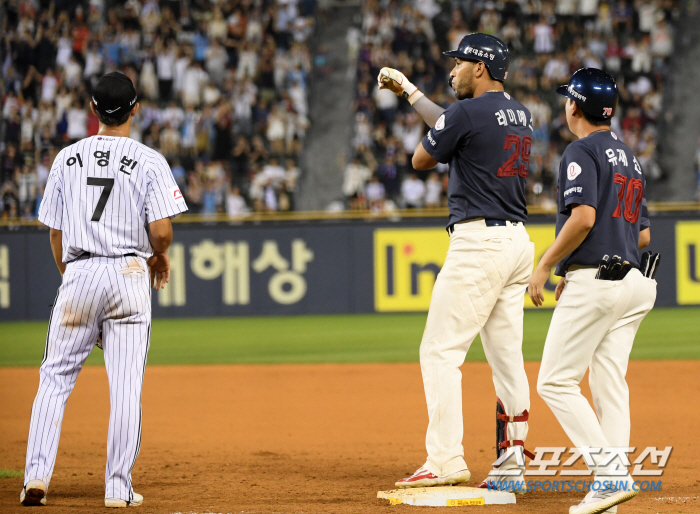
[1,361,698,513]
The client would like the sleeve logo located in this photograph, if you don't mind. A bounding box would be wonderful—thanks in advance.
[567,162,582,181]
[435,114,445,131]
[170,185,185,203]
[564,185,584,198]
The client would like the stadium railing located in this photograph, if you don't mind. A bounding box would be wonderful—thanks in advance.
[0,202,698,227]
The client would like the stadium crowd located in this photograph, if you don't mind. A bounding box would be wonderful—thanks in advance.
[344,0,679,212]
[0,0,315,220]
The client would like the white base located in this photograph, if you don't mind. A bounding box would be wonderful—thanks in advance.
[377,486,516,507]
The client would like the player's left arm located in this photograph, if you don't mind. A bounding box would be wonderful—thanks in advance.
[147,218,173,290]
[529,204,596,306]
[144,154,189,222]
[49,228,66,276]
[144,154,187,290]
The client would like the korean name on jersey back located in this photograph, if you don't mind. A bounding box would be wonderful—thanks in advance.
[38,136,188,263]
[554,131,648,276]
[420,91,534,226]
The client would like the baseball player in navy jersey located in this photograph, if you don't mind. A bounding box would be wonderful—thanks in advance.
[20,72,188,508]
[378,34,536,492]
[529,69,657,514]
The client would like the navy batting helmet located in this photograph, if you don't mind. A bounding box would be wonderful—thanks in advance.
[556,68,618,119]
[443,33,510,82]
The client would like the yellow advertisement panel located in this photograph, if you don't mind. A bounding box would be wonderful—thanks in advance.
[374,225,559,312]
[374,229,449,312]
[675,221,700,305]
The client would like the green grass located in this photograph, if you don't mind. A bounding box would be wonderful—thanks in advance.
[0,469,23,479]
[1,308,698,367]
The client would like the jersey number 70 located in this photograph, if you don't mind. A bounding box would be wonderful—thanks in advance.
[612,173,643,223]
[497,135,532,178]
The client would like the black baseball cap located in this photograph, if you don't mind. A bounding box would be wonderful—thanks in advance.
[91,72,138,118]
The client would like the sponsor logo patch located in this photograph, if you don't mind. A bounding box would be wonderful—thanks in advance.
[427,131,437,147]
[567,162,582,181]
[170,185,185,203]
[564,185,584,198]
[435,114,445,131]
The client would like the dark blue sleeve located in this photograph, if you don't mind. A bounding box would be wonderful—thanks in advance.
[421,102,471,164]
[640,173,650,230]
[559,143,598,213]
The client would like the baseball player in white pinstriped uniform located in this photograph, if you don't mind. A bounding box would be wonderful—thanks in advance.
[20,72,187,508]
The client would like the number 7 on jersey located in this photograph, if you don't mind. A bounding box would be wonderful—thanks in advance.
[87,177,114,222]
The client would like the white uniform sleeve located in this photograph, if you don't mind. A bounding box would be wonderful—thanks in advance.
[144,154,189,222]
[37,155,64,230]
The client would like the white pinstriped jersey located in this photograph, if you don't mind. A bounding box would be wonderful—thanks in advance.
[38,136,188,262]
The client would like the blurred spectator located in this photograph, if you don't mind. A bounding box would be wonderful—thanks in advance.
[342,151,375,210]
[284,159,300,209]
[344,0,679,211]
[401,173,426,209]
[66,100,88,142]
[226,185,250,217]
[0,0,316,220]
[425,172,443,208]
[366,175,386,214]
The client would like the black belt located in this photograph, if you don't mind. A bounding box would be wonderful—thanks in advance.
[71,252,137,262]
[447,219,521,234]
[565,264,598,273]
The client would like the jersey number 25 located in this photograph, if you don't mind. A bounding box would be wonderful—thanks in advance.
[497,135,532,178]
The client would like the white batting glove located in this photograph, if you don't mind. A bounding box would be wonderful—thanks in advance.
[377,67,424,104]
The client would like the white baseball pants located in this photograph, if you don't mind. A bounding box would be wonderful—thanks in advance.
[24,255,151,502]
[537,268,657,472]
[420,220,535,476]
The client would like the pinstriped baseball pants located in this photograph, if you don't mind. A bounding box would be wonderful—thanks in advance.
[24,255,151,502]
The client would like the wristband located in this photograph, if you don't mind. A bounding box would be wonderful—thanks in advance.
[407,90,425,105]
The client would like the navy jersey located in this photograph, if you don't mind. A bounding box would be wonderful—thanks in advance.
[555,131,649,276]
[422,91,533,226]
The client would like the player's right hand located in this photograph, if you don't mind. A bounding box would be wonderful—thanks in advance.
[147,252,170,290]
[377,67,418,99]
[528,265,550,307]
[554,277,566,301]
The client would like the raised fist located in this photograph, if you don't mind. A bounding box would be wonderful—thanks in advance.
[377,67,418,100]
